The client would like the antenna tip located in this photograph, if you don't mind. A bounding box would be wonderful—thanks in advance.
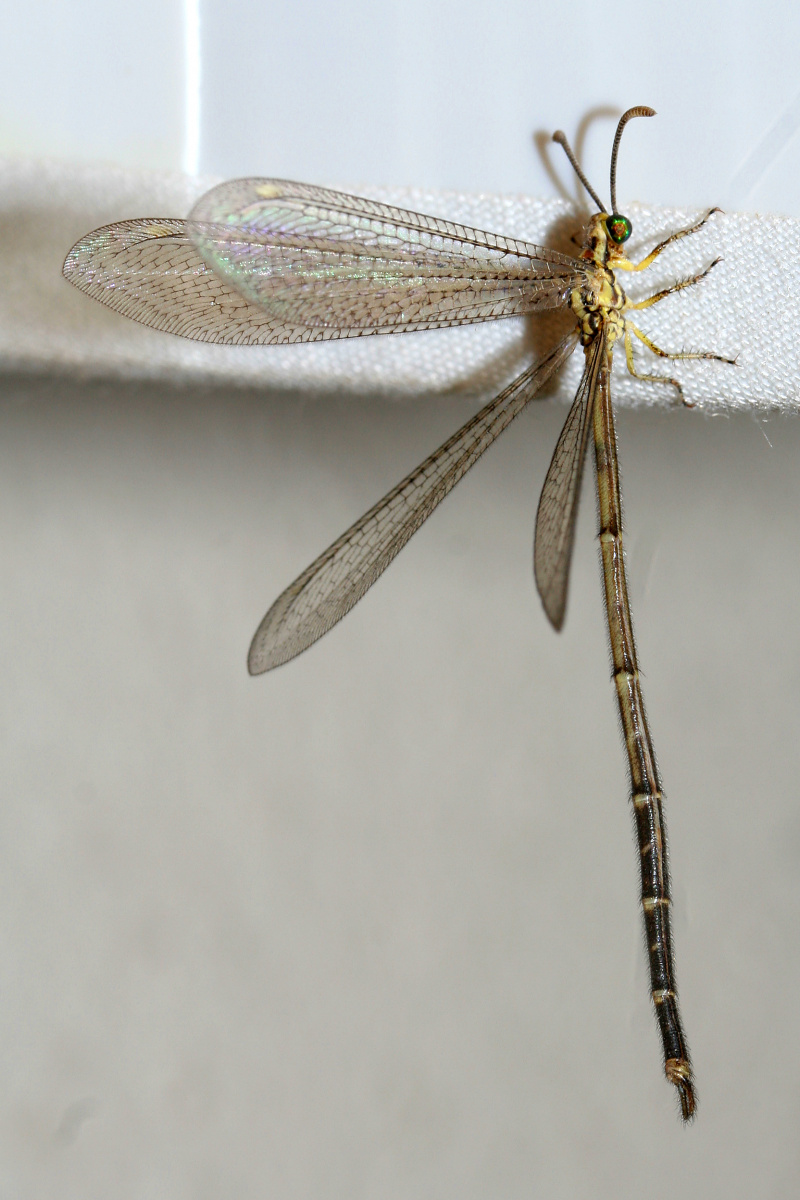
[619,105,657,124]
[552,130,567,145]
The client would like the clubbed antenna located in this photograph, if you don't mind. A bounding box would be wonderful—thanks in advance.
[609,106,655,215]
[552,129,605,212]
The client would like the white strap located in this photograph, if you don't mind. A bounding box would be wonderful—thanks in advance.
[1,158,795,412]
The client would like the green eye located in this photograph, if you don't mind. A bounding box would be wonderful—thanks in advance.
[606,214,632,244]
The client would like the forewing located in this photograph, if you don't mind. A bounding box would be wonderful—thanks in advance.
[249,333,578,673]
[188,180,585,340]
[63,181,586,344]
[62,218,299,345]
[534,333,605,631]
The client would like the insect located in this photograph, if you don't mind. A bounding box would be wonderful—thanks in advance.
[63,106,733,1119]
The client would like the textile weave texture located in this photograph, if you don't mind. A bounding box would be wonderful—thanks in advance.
[1,158,797,412]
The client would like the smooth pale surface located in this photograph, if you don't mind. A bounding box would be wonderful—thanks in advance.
[2,0,800,1194]
[3,0,800,217]
[0,373,798,1197]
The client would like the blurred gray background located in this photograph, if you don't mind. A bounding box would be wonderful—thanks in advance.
[1,1,800,1196]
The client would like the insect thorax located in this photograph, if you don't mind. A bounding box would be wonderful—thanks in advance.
[570,266,627,347]
[569,213,628,347]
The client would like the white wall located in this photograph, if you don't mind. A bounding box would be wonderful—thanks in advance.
[1,3,799,1197]
[3,0,800,215]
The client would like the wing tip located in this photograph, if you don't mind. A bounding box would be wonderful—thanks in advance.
[539,590,567,633]
[247,652,270,676]
[549,609,566,633]
[62,238,86,283]
[247,634,274,676]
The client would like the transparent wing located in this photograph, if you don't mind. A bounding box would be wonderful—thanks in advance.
[63,180,587,345]
[62,218,300,345]
[534,333,606,631]
[249,332,579,673]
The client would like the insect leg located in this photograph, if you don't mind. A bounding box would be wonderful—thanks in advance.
[628,323,733,365]
[623,324,736,407]
[616,208,722,273]
[623,327,688,405]
[629,257,724,311]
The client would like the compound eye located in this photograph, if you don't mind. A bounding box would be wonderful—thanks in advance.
[606,213,632,244]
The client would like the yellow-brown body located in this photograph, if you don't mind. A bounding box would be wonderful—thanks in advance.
[553,208,730,1121]
[570,214,629,349]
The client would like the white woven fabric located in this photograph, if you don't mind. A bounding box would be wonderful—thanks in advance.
[1,157,798,412]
